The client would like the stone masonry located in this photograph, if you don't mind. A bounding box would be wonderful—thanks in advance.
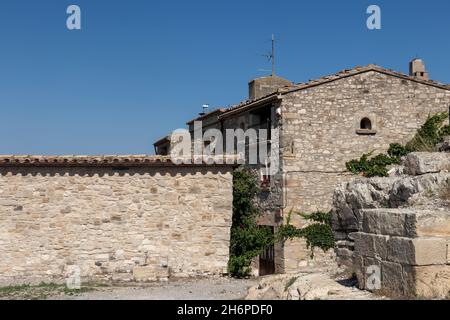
[280,68,450,272]
[333,152,450,298]
[353,208,450,298]
[159,61,450,275]
[0,156,234,286]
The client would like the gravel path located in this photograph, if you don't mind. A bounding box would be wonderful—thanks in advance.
[51,277,258,300]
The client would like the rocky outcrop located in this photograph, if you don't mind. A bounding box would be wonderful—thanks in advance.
[245,272,382,300]
[331,152,450,298]
[332,172,450,251]
[436,136,450,153]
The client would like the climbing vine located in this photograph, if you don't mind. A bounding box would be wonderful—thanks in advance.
[276,210,335,259]
[228,169,337,277]
[346,112,450,177]
[228,169,273,278]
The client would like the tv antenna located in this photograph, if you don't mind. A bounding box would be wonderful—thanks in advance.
[261,34,276,76]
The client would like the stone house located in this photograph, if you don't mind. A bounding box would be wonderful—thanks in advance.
[155,59,450,275]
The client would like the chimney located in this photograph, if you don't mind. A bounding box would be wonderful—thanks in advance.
[248,75,293,100]
[409,59,429,80]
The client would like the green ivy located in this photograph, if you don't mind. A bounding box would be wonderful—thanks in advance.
[345,150,400,177]
[406,112,449,152]
[228,169,274,278]
[277,210,335,258]
[228,170,336,276]
[346,112,450,177]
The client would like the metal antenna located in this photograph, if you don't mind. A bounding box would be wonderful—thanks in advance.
[262,34,276,76]
[271,34,275,76]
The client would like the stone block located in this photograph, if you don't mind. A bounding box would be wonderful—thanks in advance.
[353,232,388,260]
[362,209,410,237]
[0,199,18,206]
[447,240,450,265]
[387,237,447,266]
[403,152,450,176]
[363,208,450,238]
[413,265,450,299]
[353,256,365,290]
[362,256,382,292]
[414,210,450,238]
[380,261,407,296]
[133,265,170,282]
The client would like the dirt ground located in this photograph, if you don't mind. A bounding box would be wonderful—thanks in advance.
[48,277,258,300]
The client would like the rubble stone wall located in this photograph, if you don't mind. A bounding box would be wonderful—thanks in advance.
[281,71,450,273]
[0,164,234,286]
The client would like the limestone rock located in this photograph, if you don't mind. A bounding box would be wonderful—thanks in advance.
[403,152,450,176]
[361,208,450,238]
[387,237,447,266]
[436,136,450,153]
[413,265,450,299]
[353,232,388,260]
[332,173,450,247]
[246,273,383,300]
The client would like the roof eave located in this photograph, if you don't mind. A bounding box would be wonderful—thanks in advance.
[219,94,282,120]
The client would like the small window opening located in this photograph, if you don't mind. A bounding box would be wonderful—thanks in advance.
[360,118,372,130]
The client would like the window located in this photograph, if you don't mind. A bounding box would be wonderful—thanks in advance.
[360,117,372,130]
[356,116,376,135]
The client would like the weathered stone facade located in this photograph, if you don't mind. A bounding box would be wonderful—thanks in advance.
[0,157,234,286]
[158,62,450,275]
[280,68,450,272]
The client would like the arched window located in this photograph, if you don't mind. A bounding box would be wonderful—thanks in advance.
[360,118,372,130]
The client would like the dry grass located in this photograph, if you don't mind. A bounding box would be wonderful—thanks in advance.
[0,283,95,300]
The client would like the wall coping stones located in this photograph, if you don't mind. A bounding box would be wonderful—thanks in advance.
[0,155,239,168]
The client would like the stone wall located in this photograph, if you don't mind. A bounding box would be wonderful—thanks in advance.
[332,152,450,298]
[0,158,234,286]
[280,70,450,272]
[353,208,450,298]
[332,152,450,265]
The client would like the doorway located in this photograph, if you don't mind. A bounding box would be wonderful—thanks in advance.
[259,226,275,276]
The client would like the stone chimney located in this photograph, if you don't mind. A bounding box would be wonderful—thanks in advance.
[248,75,292,100]
[409,59,429,80]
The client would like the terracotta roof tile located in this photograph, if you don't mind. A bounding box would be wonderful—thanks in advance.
[0,155,236,167]
[219,64,450,118]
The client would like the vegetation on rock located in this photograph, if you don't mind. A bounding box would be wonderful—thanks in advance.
[346,112,450,177]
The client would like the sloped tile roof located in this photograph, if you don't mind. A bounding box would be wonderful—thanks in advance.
[219,64,450,118]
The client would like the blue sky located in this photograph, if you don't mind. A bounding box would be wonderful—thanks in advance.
[1,0,449,155]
